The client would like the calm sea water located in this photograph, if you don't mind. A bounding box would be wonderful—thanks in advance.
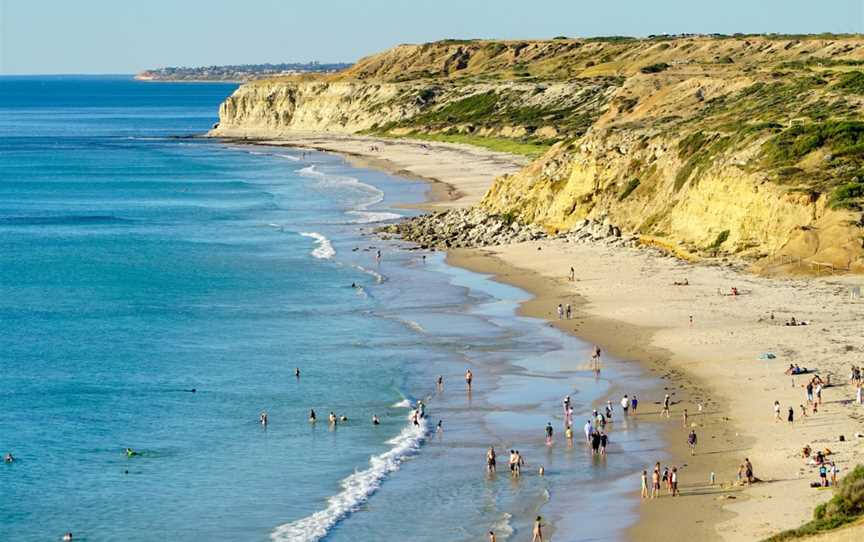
[0,77,663,542]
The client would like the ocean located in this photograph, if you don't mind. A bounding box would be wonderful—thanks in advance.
[0,76,663,542]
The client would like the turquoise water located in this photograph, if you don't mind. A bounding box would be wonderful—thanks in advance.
[0,77,663,542]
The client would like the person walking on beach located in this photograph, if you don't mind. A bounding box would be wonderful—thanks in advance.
[569,266,575,281]
[487,446,497,473]
[682,408,688,428]
[557,304,564,319]
[641,469,649,499]
[662,394,671,418]
[688,429,698,455]
[774,400,781,421]
[545,422,554,446]
[671,467,680,496]
[787,406,794,423]
[565,303,572,319]
[632,395,638,413]
[806,381,814,404]
[465,369,473,391]
[744,458,754,486]
[621,394,630,415]
[532,516,544,542]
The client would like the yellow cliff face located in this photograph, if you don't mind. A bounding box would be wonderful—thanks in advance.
[211,35,864,273]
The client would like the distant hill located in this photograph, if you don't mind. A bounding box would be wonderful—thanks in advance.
[135,62,352,82]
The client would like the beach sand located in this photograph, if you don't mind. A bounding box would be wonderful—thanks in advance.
[226,133,864,540]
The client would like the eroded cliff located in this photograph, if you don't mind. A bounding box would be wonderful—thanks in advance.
[212,36,864,272]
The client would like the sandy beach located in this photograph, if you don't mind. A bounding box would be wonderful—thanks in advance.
[225,133,864,541]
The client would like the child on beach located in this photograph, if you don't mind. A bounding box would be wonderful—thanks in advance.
[641,470,649,498]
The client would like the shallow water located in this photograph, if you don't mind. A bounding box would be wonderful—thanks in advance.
[0,76,664,542]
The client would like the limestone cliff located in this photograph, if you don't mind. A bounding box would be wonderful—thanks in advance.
[211,36,864,272]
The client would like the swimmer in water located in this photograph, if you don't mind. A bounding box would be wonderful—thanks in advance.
[372,415,380,425]
[351,282,356,288]
[295,368,300,379]
[4,453,14,463]
[329,412,337,425]
[309,409,317,423]
[259,411,269,426]
[62,532,73,541]
[124,448,139,458]
[436,420,443,433]
[339,415,348,423]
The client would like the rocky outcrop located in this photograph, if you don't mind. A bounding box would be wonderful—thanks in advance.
[377,208,636,250]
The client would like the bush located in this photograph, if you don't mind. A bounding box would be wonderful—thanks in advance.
[834,71,864,94]
[618,178,641,201]
[640,62,670,74]
[708,230,730,250]
[829,181,864,209]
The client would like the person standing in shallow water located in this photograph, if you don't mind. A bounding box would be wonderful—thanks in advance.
[532,516,544,542]
[465,369,473,391]
[545,422,554,446]
[641,469,649,498]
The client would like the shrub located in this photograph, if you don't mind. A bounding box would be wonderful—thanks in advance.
[708,230,730,250]
[618,178,641,201]
[640,62,670,74]
[829,181,864,208]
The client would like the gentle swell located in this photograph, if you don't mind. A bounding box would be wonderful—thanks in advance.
[270,417,428,542]
[300,232,335,259]
[0,215,133,226]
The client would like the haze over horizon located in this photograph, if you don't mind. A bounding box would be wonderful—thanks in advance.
[1,0,863,74]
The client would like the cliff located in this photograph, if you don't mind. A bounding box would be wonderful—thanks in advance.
[211,36,864,273]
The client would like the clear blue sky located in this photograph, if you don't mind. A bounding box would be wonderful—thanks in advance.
[1,0,862,74]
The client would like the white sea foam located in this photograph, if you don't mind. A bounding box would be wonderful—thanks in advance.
[491,513,515,540]
[403,320,426,334]
[275,153,301,161]
[298,166,402,224]
[391,399,412,409]
[355,265,384,284]
[346,210,403,224]
[270,416,428,542]
[299,232,336,259]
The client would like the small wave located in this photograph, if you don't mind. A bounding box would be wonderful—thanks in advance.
[346,210,403,224]
[391,399,412,409]
[403,320,426,334]
[298,166,397,224]
[0,215,133,226]
[491,513,514,540]
[270,417,428,542]
[299,232,336,259]
[355,265,384,284]
[275,153,301,161]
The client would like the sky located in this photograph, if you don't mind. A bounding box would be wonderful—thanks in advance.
[1,0,863,74]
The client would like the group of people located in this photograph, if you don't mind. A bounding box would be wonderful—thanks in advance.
[642,462,681,498]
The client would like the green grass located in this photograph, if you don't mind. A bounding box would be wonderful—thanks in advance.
[396,132,553,158]
[764,465,864,541]
[834,71,864,94]
[829,181,864,209]
[763,121,864,165]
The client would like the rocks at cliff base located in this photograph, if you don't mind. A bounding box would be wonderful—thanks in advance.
[377,208,639,250]
[377,208,547,249]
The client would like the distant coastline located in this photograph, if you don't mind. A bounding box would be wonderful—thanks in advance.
[136,61,351,83]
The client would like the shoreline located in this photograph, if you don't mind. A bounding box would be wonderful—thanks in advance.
[220,132,864,541]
